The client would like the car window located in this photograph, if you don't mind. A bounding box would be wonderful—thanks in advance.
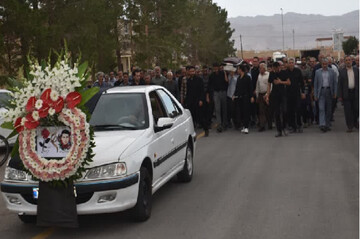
[90,93,149,131]
[157,90,181,118]
[149,91,166,124]
[0,92,12,108]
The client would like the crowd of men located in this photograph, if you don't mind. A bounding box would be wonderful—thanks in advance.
[92,54,359,137]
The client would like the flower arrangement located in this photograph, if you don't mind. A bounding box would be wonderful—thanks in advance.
[1,52,99,185]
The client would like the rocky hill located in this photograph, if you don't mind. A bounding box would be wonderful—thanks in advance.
[229,10,359,51]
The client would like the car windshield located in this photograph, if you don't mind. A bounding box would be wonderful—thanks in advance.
[0,92,11,108]
[90,93,149,131]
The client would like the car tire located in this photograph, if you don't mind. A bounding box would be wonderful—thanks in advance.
[131,167,152,222]
[177,145,193,183]
[18,214,36,223]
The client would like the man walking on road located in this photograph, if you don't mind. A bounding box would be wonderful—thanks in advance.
[286,58,305,133]
[186,66,207,135]
[314,58,337,132]
[255,63,270,131]
[338,55,359,132]
[233,64,254,134]
[266,62,290,137]
[208,63,228,132]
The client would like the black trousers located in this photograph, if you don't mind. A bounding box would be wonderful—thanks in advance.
[287,95,302,129]
[343,90,359,129]
[227,97,239,128]
[188,102,210,131]
[235,97,250,128]
[302,94,314,124]
[272,93,287,132]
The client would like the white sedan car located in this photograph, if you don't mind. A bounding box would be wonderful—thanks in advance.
[0,89,17,146]
[1,86,196,222]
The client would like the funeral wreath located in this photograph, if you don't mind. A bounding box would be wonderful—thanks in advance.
[1,54,98,185]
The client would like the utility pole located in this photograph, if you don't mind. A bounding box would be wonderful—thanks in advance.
[293,29,295,55]
[281,8,284,52]
[240,35,244,59]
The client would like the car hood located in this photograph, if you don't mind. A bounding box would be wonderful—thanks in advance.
[91,130,146,167]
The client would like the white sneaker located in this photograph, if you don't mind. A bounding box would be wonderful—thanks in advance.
[241,128,245,133]
[244,128,249,134]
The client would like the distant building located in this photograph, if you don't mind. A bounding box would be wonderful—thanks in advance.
[315,36,352,49]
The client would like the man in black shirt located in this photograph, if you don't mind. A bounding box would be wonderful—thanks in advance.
[250,57,260,127]
[186,66,208,135]
[233,64,254,134]
[207,63,228,132]
[266,62,290,137]
[286,58,305,133]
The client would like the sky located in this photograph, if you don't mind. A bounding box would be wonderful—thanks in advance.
[213,0,359,18]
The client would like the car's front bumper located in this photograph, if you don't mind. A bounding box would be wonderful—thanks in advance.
[0,173,139,215]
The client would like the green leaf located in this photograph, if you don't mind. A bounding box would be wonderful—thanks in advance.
[7,129,18,140]
[7,77,23,88]
[41,59,47,71]
[11,138,19,158]
[78,87,99,107]
[1,121,14,130]
[77,61,88,79]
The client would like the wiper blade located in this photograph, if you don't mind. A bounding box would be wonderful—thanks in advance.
[93,124,137,130]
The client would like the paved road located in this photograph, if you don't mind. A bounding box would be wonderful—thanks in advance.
[0,108,358,239]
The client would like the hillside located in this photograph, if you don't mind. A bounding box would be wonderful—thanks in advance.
[229,10,359,50]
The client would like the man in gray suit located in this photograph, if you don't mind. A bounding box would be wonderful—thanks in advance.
[314,58,337,132]
[338,55,359,132]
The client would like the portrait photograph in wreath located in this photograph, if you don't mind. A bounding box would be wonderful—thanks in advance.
[37,127,72,158]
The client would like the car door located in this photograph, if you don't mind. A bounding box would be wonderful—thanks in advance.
[156,89,188,169]
[149,91,175,182]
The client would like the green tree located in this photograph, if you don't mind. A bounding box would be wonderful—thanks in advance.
[1,0,235,77]
[342,36,359,55]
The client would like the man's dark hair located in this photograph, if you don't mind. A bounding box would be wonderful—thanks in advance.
[134,69,141,74]
[161,68,168,72]
[273,62,280,67]
[60,129,71,136]
[187,65,195,70]
[212,62,220,67]
[253,56,259,60]
[123,72,129,76]
[239,64,247,73]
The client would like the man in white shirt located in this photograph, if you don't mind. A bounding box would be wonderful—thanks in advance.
[255,63,270,131]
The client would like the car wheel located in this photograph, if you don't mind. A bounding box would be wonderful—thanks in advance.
[18,214,36,223]
[131,167,152,222]
[177,145,193,182]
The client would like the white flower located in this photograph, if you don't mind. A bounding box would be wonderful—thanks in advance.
[21,117,27,126]
[48,108,56,116]
[65,82,72,90]
[32,111,40,121]
[50,90,59,101]
[35,99,43,110]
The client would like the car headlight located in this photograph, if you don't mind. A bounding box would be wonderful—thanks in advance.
[84,163,127,180]
[5,167,28,181]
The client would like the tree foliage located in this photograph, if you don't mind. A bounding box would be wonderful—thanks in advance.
[342,36,359,55]
[0,0,235,78]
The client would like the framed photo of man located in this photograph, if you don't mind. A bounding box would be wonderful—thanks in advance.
[36,126,72,158]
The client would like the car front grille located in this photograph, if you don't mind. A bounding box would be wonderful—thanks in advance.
[21,192,94,205]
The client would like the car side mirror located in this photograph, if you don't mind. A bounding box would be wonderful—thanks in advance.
[155,117,174,132]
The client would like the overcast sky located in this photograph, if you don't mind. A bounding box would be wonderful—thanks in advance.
[213,0,359,18]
